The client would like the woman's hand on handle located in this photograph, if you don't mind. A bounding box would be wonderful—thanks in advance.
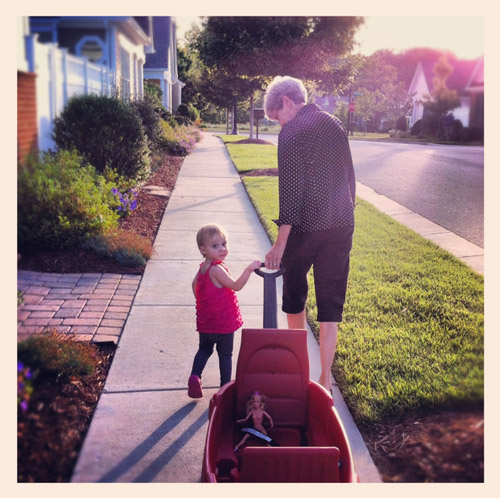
[265,224,292,270]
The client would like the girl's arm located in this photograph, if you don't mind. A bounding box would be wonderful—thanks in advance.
[192,272,198,298]
[210,260,261,291]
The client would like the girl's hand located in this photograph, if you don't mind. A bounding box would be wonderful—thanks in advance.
[248,260,262,272]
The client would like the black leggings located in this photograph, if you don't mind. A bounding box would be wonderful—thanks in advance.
[191,332,234,386]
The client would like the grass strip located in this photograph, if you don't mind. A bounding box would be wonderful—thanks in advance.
[217,134,278,174]
[242,175,483,428]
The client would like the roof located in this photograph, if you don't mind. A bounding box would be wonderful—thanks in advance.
[144,17,172,69]
[465,56,484,91]
[419,58,478,96]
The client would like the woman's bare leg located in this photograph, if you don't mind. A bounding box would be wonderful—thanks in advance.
[287,310,306,329]
[318,322,338,392]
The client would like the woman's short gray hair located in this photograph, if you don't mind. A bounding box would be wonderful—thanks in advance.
[264,76,308,120]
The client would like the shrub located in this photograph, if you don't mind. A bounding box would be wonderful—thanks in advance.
[18,330,100,380]
[187,103,200,123]
[18,150,119,251]
[461,125,484,143]
[158,121,200,156]
[18,290,24,307]
[451,119,464,142]
[389,129,409,138]
[410,119,423,136]
[17,362,33,411]
[176,103,190,117]
[131,95,164,152]
[421,113,441,138]
[395,115,408,132]
[52,94,151,182]
[381,119,395,133]
[82,229,154,267]
[174,114,192,126]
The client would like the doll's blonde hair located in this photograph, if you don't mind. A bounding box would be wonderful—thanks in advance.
[245,391,267,414]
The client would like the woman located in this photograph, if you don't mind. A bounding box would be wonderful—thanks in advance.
[263,76,356,393]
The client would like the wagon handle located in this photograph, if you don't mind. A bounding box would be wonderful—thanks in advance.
[253,262,285,329]
[253,262,285,278]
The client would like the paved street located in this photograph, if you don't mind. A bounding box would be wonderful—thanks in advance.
[350,141,484,248]
[259,133,484,248]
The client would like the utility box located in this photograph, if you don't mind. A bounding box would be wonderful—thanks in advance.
[253,108,266,138]
[253,108,265,121]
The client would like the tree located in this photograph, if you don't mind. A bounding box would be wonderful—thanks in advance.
[421,55,461,138]
[193,17,364,134]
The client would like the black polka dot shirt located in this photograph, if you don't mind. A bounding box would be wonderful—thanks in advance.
[276,103,356,234]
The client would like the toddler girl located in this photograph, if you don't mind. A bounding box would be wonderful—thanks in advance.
[188,223,260,398]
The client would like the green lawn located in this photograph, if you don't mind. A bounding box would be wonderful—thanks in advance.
[218,134,278,174]
[239,172,483,429]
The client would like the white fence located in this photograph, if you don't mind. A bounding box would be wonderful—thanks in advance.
[25,35,115,152]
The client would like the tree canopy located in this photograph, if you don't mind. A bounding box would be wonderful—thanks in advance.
[194,16,364,94]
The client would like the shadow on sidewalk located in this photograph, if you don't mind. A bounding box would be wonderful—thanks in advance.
[97,402,207,482]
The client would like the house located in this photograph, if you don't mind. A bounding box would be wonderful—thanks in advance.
[407,56,482,129]
[465,56,484,129]
[17,17,38,163]
[314,94,363,129]
[20,16,182,154]
[144,17,184,112]
[28,16,153,100]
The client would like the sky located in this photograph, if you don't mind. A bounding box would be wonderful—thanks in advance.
[175,16,484,60]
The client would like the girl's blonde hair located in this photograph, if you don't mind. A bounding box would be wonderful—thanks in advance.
[196,223,228,256]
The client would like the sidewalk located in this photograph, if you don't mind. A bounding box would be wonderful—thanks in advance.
[19,131,482,483]
[69,132,383,483]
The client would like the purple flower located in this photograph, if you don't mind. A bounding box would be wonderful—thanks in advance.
[130,200,137,210]
[20,400,28,411]
[111,187,119,195]
[18,361,24,372]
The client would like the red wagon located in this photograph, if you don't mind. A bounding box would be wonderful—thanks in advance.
[201,266,358,483]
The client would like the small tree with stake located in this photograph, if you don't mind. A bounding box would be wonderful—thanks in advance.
[421,56,460,139]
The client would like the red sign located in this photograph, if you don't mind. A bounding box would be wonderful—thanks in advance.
[348,102,355,112]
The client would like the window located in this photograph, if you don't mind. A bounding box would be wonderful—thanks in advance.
[120,48,130,99]
[76,36,105,64]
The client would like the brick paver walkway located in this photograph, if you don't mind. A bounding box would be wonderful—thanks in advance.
[17,270,141,343]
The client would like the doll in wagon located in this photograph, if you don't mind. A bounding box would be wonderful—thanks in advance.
[234,391,277,452]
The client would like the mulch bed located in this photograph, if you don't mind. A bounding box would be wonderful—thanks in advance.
[18,154,184,275]
[231,138,275,145]
[17,153,184,483]
[241,168,278,177]
[17,148,484,483]
[362,406,484,482]
[18,343,115,482]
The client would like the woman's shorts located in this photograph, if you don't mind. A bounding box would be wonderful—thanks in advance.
[281,225,354,322]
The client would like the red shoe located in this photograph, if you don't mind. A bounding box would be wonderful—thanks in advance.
[188,375,203,398]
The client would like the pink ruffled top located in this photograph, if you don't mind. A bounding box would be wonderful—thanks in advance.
[195,261,243,334]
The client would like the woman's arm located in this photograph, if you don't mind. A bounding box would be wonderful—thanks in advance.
[265,224,291,270]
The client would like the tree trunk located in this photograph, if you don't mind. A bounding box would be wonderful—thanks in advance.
[249,94,254,139]
[226,107,230,134]
[232,95,238,135]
